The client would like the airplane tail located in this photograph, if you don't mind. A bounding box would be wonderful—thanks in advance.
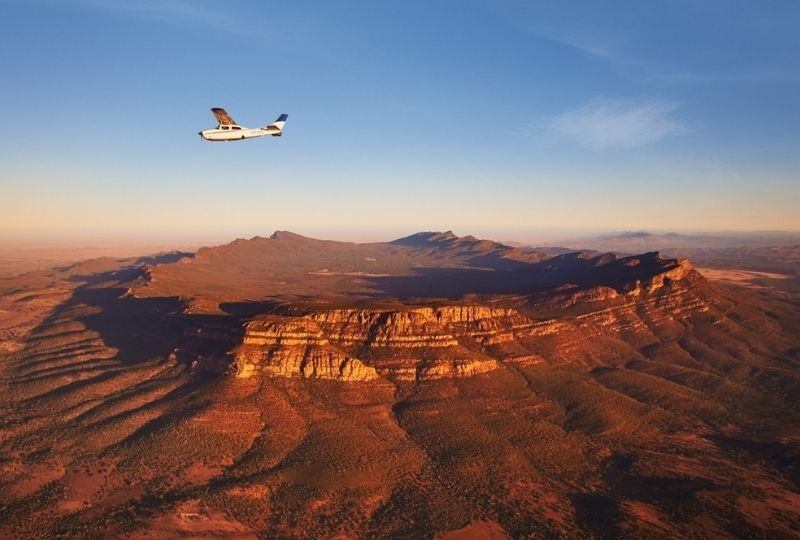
[264,113,288,136]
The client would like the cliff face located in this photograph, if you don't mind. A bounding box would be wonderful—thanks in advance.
[231,310,502,382]
[144,233,728,382]
[223,259,722,381]
[513,259,729,366]
[234,317,378,381]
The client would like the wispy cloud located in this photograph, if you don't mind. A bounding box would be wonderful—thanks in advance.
[649,66,800,84]
[71,0,240,32]
[537,28,800,85]
[546,99,686,150]
[485,2,800,85]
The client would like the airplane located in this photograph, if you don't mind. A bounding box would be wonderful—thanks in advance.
[198,108,288,141]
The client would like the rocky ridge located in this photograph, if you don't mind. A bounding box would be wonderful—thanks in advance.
[130,232,727,382]
[201,258,721,382]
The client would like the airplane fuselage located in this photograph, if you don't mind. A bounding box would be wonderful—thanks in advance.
[198,125,280,141]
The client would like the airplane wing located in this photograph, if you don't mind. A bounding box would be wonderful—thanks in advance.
[211,107,237,126]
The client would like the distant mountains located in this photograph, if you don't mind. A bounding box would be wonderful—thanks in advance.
[541,230,800,253]
[535,230,800,276]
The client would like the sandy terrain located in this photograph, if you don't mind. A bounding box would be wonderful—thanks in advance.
[698,267,791,286]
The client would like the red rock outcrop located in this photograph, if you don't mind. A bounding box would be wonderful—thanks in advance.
[233,317,378,381]
[223,259,719,381]
[132,233,725,382]
[231,309,503,381]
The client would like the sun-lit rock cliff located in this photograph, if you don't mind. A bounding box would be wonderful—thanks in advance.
[135,233,726,382]
[231,309,504,381]
[232,317,378,381]
[223,258,719,381]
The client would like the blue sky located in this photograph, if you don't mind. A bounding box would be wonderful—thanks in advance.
[1,0,798,243]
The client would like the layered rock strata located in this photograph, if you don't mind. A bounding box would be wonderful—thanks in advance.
[228,261,719,381]
[231,310,503,382]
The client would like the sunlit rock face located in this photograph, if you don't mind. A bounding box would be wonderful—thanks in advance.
[130,233,724,382]
[231,309,500,381]
[233,316,378,381]
[222,259,718,381]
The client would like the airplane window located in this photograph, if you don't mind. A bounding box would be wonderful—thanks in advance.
[232,126,242,130]
[222,126,229,130]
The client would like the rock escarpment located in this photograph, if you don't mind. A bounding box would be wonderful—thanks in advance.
[131,231,725,382]
[226,258,721,381]
[232,308,507,381]
[234,317,378,381]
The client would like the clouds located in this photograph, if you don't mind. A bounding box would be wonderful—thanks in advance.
[488,1,800,87]
[71,0,240,31]
[547,99,686,150]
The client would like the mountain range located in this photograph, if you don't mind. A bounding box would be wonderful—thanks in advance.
[1,231,798,537]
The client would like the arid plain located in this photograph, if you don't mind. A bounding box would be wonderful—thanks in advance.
[1,231,798,538]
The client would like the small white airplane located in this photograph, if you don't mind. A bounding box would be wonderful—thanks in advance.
[198,108,288,141]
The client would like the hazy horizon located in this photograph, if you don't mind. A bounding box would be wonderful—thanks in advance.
[2,1,799,236]
[2,224,800,251]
